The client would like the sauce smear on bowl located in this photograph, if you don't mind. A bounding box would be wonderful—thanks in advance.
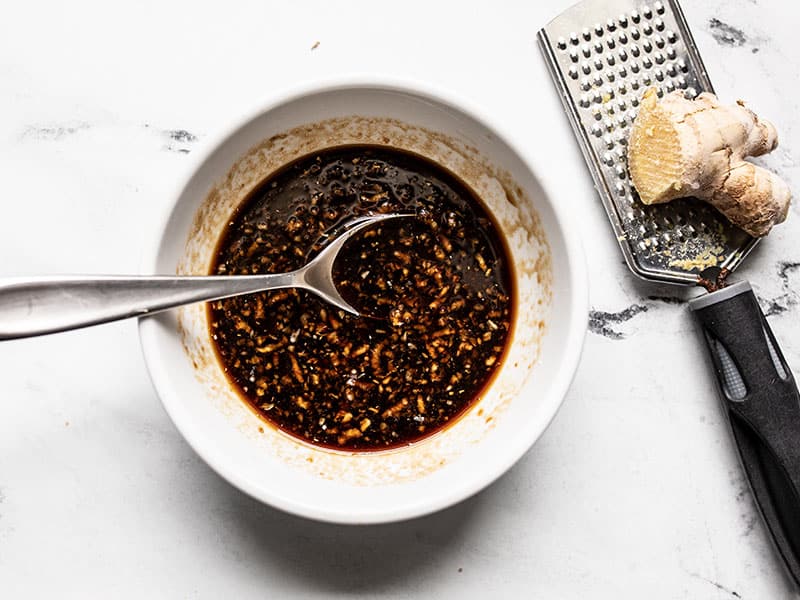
[208,146,513,450]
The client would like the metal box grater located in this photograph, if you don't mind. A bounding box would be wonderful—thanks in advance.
[537,0,758,285]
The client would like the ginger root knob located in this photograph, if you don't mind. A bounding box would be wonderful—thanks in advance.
[627,88,791,237]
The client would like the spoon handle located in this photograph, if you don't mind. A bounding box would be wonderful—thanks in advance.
[0,273,298,340]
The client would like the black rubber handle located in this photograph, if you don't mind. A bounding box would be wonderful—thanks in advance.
[690,281,800,586]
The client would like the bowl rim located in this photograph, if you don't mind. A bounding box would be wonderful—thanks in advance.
[138,75,588,524]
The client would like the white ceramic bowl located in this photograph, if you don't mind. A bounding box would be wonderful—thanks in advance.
[139,80,587,524]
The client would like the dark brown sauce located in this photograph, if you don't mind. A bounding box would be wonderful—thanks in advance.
[208,145,514,451]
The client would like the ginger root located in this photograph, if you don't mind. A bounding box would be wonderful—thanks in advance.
[627,88,791,237]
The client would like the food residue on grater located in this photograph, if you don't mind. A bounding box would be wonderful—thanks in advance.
[668,246,725,271]
[208,145,514,451]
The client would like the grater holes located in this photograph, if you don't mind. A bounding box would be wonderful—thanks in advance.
[665,46,676,60]
[654,34,665,48]
[618,32,628,44]
[654,68,665,82]
[570,49,579,62]
[642,56,653,69]
[642,71,653,85]
[618,49,628,62]
[643,23,653,36]
[582,44,592,58]
[664,79,675,92]
[569,32,579,45]
[593,73,603,86]
[582,61,591,75]
[557,37,568,50]
[677,58,688,72]
[580,94,590,108]
[631,10,641,23]
[582,27,591,41]
[594,58,604,71]
[631,27,641,40]
[631,45,641,58]
[607,38,616,50]
[666,63,677,77]
[627,204,645,220]
[655,52,665,65]
[685,87,698,98]
[676,76,688,89]
[603,152,615,166]
[642,39,653,53]
[618,14,628,27]
[654,1,665,14]
[569,66,579,79]
[607,54,616,66]
[580,77,591,90]
[594,41,604,54]
[594,23,604,36]
[642,5,653,19]
[666,30,677,43]
[615,165,627,179]
[654,17,665,31]
[606,70,616,82]
[591,123,603,137]
[615,182,626,196]
[606,18,616,32]
[603,134,614,149]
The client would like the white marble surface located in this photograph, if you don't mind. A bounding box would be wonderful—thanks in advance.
[1,0,798,597]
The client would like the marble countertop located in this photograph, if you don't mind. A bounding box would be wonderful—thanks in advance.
[1,0,798,597]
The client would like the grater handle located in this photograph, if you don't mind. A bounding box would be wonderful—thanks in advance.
[690,281,800,586]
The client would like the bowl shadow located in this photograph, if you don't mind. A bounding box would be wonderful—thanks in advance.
[206,465,487,595]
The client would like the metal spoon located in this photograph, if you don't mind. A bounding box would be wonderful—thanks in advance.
[0,213,404,340]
